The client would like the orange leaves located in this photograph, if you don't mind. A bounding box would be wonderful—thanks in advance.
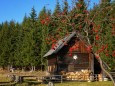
[68,44,79,57]
[69,43,79,53]
[95,35,100,40]
[40,16,50,25]
[86,45,92,53]
[68,53,72,56]
[40,20,45,25]
[57,28,62,32]
[106,53,109,57]
[52,39,57,43]
[61,19,67,24]
[51,43,56,50]
[112,27,115,36]
[77,4,82,8]
[101,44,108,51]
[95,55,100,59]
[96,44,108,54]
[83,10,89,14]
[112,50,115,57]
[92,28,98,33]
[92,28,100,41]
[69,47,73,52]
[92,25,101,37]
[78,25,82,29]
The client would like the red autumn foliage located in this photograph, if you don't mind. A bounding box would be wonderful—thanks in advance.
[77,4,82,8]
[101,45,107,51]
[69,48,73,52]
[51,43,56,50]
[79,25,82,29]
[69,53,72,56]
[95,55,99,59]
[112,28,115,35]
[52,39,57,43]
[112,50,115,57]
[41,20,45,25]
[92,28,98,33]
[83,10,89,14]
[86,45,92,53]
[95,35,100,40]
[106,53,109,57]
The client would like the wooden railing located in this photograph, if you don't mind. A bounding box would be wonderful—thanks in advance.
[110,72,115,80]
[7,73,113,84]
[38,74,107,83]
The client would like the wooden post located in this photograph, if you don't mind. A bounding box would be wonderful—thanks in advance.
[9,75,15,82]
[91,53,94,74]
[61,75,63,83]
[15,75,23,83]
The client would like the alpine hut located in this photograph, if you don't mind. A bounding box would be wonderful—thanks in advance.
[43,31,103,81]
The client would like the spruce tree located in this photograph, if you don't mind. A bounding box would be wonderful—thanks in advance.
[0,21,10,68]
[63,0,69,15]
[30,7,37,27]
[53,0,61,16]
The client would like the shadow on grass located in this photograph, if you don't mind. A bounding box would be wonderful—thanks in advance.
[0,79,41,86]
[23,79,41,85]
[0,82,16,86]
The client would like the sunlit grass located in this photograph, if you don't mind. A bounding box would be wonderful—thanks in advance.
[0,74,11,82]
[0,72,113,86]
[38,81,113,86]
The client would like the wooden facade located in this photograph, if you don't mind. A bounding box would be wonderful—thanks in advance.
[44,32,102,81]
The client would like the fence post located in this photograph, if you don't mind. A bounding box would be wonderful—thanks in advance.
[61,75,63,83]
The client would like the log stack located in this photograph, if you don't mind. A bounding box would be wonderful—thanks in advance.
[98,74,102,81]
[61,69,91,81]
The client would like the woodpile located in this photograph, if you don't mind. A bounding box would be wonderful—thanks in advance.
[98,74,102,81]
[61,69,91,81]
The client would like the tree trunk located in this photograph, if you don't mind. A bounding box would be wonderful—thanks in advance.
[30,66,34,72]
[7,65,10,72]
[95,53,115,86]
[33,66,36,71]
[21,67,25,72]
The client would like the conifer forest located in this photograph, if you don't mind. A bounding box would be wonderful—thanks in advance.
[0,0,115,71]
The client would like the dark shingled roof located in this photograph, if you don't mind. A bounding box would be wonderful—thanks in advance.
[43,31,76,57]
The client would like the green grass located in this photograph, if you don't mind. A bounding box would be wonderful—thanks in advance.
[0,74,11,83]
[0,75,113,86]
[38,81,113,86]
[0,72,113,86]
[15,81,113,86]
[0,78,113,86]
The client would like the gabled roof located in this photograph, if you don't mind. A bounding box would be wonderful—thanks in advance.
[43,31,76,57]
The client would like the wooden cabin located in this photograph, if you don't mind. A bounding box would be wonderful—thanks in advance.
[43,31,102,81]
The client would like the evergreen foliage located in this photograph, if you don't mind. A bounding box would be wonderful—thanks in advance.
[0,0,115,71]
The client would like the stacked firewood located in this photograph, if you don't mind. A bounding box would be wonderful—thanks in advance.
[61,69,91,81]
[98,74,102,81]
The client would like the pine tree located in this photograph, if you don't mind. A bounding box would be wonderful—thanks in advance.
[53,0,61,16]
[37,6,51,70]
[63,0,69,15]
[0,21,10,68]
[30,7,37,27]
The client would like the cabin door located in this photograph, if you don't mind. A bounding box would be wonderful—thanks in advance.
[94,57,101,74]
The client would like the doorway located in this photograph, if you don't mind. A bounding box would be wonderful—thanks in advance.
[94,57,101,74]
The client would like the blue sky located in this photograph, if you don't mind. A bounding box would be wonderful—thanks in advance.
[0,0,99,23]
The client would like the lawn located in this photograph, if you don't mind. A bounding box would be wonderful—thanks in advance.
[39,81,113,86]
[14,81,113,86]
[0,71,113,86]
